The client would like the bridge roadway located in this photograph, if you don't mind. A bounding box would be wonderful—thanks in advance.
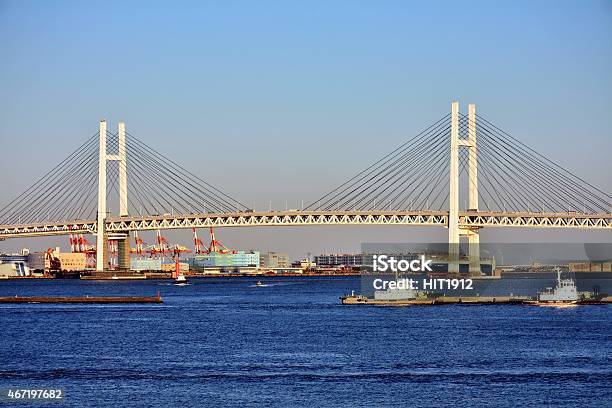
[0,210,610,239]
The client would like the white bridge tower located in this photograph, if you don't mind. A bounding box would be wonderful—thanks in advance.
[96,120,130,271]
[448,102,481,275]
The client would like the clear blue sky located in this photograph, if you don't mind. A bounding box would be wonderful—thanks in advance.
[0,0,610,257]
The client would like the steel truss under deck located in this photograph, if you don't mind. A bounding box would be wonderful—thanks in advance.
[1,210,609,239]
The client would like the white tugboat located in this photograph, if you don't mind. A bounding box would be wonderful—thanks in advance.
[536,268,579,306]
[173,272,188,284]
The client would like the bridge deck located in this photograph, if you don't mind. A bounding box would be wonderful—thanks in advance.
[0,210,610,238]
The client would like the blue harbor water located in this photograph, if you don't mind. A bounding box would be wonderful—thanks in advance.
[1,277,611,407]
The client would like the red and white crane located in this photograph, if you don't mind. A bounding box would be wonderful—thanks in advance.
[141,230,189,259]
[156,230,169,255]
[192,228,205,254]
[191,227,232,254]
[132,231,146,256]
[206,228,233,254]
[171,246,190,283]
[68,227,96,268]
[68,231,78,253]
[108,239,118,269]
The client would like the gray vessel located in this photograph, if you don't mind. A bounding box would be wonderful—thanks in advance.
[536,268,579,304]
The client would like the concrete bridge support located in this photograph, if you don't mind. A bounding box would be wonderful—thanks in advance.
[96,121,130,271]
[448,102,481,275]
[96,120,107,272]
[115,236,131,270]
[466,104,481,275]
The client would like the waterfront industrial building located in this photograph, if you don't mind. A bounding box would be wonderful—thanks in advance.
[314,252,498,275]
[189,251,260,269]
[570,262,612,272]
[28,249,86,272]
[0,252,30,277]
[314,254,367,267]
[260,252,290,268]
[131,258,163,271]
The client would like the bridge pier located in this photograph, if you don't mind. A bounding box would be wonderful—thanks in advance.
[114,235,131,270]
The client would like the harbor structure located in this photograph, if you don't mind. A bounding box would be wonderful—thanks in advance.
[131,258,163,271]
[260,252,290,268]
[161,261,189,272]
[27,248,86,273]
[315,254,366,267]
[0,251,30,277]
[189,251,260,269]
[299,259,317,269]
[570,262,612,272]
[314,252,495,274]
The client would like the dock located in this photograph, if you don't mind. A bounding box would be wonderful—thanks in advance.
[0,292,163,304]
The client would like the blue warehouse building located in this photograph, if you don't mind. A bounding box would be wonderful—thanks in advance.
[189,251,260,269]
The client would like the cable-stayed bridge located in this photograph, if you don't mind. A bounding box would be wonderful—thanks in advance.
[0,102,610,272]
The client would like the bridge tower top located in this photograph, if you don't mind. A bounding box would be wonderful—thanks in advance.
[96,120,128,271]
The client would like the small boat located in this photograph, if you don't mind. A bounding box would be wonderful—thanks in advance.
[173,273,188,285]
[255,281,264,287]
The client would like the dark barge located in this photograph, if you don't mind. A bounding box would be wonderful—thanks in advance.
[0,292,163,304]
